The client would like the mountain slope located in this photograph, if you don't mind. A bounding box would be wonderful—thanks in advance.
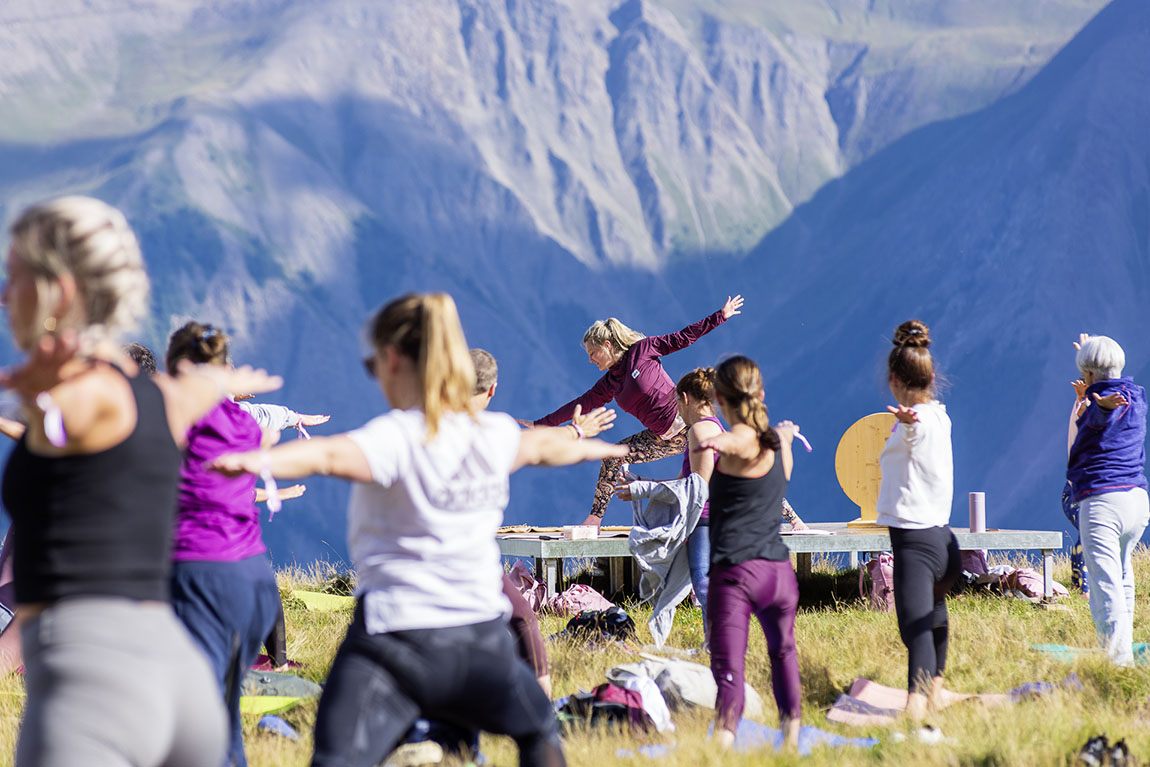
[727,0,1150,533]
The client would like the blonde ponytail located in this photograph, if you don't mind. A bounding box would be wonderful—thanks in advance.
[369,293,475,440]
[419,294,476,439]
[583,317,645,355]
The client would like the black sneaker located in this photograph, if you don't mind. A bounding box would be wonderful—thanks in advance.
[1077,734,1109,767]
[1109,738,1132,767]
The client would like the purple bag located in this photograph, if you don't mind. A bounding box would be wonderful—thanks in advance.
[858,553,895,612]
[507,560,549,612]
[548,583,615,616]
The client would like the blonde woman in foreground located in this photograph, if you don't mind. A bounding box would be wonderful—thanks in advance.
[0,196,281,766]
[212,293,625,767]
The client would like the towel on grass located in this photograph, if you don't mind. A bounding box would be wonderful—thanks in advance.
[828,674,1083,727]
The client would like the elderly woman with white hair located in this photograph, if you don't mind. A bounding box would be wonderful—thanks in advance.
[1067,333,1149,665]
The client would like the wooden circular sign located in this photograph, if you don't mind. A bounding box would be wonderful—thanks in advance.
[835,412,897,521]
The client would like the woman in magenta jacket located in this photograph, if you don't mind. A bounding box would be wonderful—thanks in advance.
[532,295,743,525]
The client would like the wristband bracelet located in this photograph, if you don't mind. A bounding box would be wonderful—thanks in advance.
[260,450,282,519]
[571,423,584,439]
[36,392,67,448]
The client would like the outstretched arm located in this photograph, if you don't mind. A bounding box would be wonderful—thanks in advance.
[512,430,627,472]
[696,423,761,461]
[533,374,617,427]
[211,435,372,483]
[647,295,742,356]
[157,363,283,445]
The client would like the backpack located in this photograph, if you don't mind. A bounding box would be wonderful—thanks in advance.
[858,553,895,612]
[558,683,653,733]
[562,606,637,641]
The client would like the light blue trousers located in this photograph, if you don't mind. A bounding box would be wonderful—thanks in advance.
[1079,488,1150,665]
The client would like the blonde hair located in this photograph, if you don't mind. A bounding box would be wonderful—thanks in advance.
[583,318,644,355]
[8,196,148,349]
[369,293,475,439]
[713,356,779,452]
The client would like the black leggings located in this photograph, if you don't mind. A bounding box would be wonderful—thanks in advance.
[264,599,288,666]
[312,605,564,767]
[889,526,961,695]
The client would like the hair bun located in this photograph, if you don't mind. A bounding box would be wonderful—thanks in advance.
[893,320,931,349]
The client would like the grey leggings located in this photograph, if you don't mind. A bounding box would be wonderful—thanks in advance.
[19,598,226,767]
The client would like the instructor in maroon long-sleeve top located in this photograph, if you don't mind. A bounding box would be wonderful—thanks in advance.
[531,295,744,525]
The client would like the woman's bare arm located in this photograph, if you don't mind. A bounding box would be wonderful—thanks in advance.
[212,435,373,484]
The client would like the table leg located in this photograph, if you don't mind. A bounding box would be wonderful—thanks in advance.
[1042,549,1053,600]
[543,558,561,598]
[796,553,812,579]
[608,557,625,597]
[848,551,858,570]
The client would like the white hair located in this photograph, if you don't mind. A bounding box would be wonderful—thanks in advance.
[9,196,149,346]
[1076,335,1125,380]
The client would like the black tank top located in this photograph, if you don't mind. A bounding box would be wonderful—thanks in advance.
[709,454,790,568]
[1,367,182,604]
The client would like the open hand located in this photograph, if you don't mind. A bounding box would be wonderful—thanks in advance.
[721,294,744,320]
[209,451,259,477]
[1092,391,1128,411]
[298,413,330,427]
[571,404,616,439]
[1073,333,1090,351]
[279,483,306,501]
[178,361,283,397]
[775,419,799,444]
[613,482,633,502]
[1071,379,1088,401]
[887,404,920,424]
[0,330,80,399]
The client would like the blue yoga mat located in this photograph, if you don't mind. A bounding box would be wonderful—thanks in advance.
[1031,643,1150,665]
[616,720,877,759]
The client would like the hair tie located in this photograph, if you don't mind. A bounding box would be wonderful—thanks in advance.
[908,328,923,336]
[200,327,219,341]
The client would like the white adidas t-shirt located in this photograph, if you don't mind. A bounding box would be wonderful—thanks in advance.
[345,408,521,633]
[875,401,954,530]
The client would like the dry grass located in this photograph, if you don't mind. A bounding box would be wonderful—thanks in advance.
[1,552,1149,766]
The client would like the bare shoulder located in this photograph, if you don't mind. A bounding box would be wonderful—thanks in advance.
[688,419,722,443]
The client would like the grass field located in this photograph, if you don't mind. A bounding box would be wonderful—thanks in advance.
[1,551,1148,766]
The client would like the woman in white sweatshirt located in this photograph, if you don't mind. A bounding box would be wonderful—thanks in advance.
[875,320,961,722]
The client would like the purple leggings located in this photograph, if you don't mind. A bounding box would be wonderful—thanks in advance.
[707,558,801,731]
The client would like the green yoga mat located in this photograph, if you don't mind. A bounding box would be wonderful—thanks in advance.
[292,590,355,612]
[240,695,304,717]
[1031,643,1150,664]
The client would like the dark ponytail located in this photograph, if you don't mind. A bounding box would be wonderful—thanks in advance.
[166,321,230,374]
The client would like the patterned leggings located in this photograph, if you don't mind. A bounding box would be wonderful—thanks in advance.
[590,429,688,518]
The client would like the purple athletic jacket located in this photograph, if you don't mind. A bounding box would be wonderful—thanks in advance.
[535,310,728,435]
[172,400,266,562]
[1067,376,1148,503]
